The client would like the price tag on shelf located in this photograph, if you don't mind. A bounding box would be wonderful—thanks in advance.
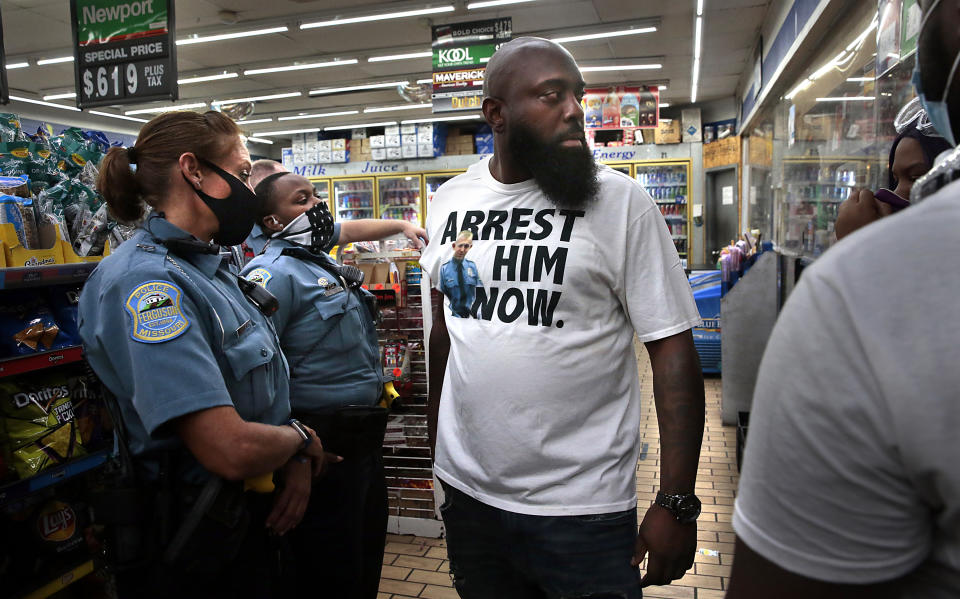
[70,0,177,109]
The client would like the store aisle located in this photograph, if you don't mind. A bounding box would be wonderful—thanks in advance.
[378,346,735,599]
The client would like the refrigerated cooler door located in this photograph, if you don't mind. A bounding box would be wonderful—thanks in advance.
[333,178,376,222]
[378,175,423,225]
[635,162,690,266]
[424,172,464,206]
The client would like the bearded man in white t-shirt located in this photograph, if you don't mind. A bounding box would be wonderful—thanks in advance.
[420,37,705,598]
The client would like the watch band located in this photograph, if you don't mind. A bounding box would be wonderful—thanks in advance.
[287,418,312,452]
[655,490,701,523]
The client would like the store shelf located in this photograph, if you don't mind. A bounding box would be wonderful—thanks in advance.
[656,200,687,205]
[638,183,688,187]
[17,559,96,599]
[0,345,85,379]
[662,215,686,220]
[0,263,98,290]
[789,181,857,187]
[337,207,375,211]
[672,235,688,239]
[0,448,111,507]
[363,283,403,294]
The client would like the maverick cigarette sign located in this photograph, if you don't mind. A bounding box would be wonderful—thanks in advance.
[70,0,177,108]
[432,18,511,112]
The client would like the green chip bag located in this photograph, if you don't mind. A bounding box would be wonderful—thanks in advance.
[0,374,89,479]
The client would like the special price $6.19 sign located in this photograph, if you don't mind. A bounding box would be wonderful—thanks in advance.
[70,0,178,109]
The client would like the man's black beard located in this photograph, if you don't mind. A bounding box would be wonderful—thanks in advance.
[506,121,599,210]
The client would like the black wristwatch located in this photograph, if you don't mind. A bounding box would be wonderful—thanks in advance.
[655,491,701,523]
[287,418,312,452]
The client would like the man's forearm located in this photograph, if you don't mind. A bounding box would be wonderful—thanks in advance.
[646,331,705,493]
[427,292,450,457]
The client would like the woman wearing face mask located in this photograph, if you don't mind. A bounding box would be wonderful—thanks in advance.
[836,97,952,239]
[241,172,426,599]
[79,112,329,598]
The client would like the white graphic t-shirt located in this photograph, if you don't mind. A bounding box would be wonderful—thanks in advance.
[419,157,700,515]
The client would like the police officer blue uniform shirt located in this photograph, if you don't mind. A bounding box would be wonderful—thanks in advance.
[241,233,382,413]
[245,223,271,256]
[440,257,482,318]
[79,213,291,482]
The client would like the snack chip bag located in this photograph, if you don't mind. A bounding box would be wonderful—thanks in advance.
[0,373,89,479]
[0,296,72,357]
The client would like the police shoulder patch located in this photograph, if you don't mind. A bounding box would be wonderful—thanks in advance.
[245,268,273,288]
[125,280,190,344]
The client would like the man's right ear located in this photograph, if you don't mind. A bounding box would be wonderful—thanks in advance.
[263,214,283,232]
[482,97,506,134]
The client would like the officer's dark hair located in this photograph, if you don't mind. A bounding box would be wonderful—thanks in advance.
[254,171,293,218]
[98,111,242,223]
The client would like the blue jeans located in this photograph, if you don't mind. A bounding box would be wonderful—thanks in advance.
[439,480,642,599]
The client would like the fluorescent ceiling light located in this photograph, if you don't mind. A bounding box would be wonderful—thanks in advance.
[43,92,77,101]
[364,103,432,113]
[691,58,700,103]
[246,137,274,145]
[235,118,274,125]
[178,72,238,85]
[301,6,454,29]
[309,81,408,95]
[324,121,397,131]
[37,56,74,65]
[581,64,661,72]
[244,59,358,76]
[88,110,149,123]
[6,62,29,70]
[468,0,535,8]
[846,76,874,82]
[658,85,667,90]
[259,127,323,137]
[401,114,483,124]
[816,96,875,102]
[125,102,207,115]
[211,92,301,105]
[552,26,656,44]
[177,26,289,46]
[278,110,360,121]
[691,13,702,103]
[697,0,704,15]
[416,78,433,85]
[10,95,79,111]
[368,51,432,63]
[694,16,703,58]
[660,103,671,107]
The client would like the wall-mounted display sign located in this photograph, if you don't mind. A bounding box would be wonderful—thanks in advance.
[70,0,177,109]
[431,18,511,113]
[583,86,659,130]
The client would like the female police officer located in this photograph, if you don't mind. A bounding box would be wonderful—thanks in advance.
[79,112,327,598]
[241,172,425,598]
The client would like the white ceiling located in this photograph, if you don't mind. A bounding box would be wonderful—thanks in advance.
[1,0,772,140]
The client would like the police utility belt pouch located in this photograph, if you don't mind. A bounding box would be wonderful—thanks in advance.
[294,405,388,459]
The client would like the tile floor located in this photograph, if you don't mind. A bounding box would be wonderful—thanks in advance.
[379,345,735,599]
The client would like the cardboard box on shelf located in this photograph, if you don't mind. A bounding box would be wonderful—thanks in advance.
[293,133,306,143]
[418,143,435,158]
[655,118,682,144]
[385,125,400,136]
[400,124,417,135]
[360,139,371,151]
[292,140,305,153]
[402,145,418,158]
[386,147,402,159]
[401,133,417,146]
[372,148,387,160]
[332,150,347,163]
[318,139,332,152]
[370,135,385,149]
[351,128,367,139]
[417,124,434,141]
[305,140,319,153]
[318,151,332,163]
[332,138,347,151]
[385,134,401,148]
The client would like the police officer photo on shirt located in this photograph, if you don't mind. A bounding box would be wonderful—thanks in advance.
[439,231,483,318]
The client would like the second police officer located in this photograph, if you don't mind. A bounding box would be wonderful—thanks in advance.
[242,171,427,598]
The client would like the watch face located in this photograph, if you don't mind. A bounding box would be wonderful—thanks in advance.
[677,496,702,523]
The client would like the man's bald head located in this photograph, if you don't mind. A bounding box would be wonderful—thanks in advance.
[483,37,579,100]
[249,159,286,189]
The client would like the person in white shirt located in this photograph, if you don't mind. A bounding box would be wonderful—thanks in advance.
[420,37,705,598]
[728,1,960,597]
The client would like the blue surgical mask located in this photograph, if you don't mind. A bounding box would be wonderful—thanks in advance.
[913,0,960,147]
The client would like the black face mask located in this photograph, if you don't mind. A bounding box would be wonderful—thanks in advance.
[273,202,336,254]
[183,158,259,246]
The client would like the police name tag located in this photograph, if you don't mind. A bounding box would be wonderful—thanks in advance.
[318,277,343,297]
